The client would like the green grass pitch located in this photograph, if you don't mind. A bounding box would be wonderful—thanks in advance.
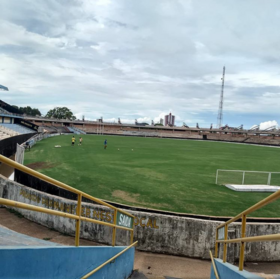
[23,135,280,217]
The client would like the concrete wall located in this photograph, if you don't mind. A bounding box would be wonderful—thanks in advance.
[0,246,134,279]
[1,175,280,262]
[0,133,36,157]
[210,258,263,279]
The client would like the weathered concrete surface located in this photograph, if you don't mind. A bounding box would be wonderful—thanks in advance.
[210,258,263,279]
[1,175,280,261]
[0,246,135,279]
[0,208,104,247]
[0,225,61,246]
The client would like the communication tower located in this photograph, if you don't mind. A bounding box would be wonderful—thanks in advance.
[217,66,226,128]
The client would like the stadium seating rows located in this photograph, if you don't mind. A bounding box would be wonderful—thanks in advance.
[0,125,20,140]
[68,126,86,134]
[0,124,34,135]
[37,125,71,133]
[0,107,10,114]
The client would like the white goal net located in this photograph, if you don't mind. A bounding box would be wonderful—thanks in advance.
[216,169,280,186]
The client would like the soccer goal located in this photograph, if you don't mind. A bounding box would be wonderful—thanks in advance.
[216,169,280,186]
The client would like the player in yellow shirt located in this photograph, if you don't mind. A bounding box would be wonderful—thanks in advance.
[71,136,75,146]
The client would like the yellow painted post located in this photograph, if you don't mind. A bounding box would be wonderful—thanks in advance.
[75,194,82,247]
[215,228,219,258]
[130,217,135,245]
[112,209,117,246]
[209,250,220,279]
[239,214,247,271]
[223,225,228,263]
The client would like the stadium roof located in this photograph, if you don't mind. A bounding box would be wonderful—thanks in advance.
[0,84,9,91]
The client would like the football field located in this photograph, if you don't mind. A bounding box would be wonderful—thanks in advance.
[23,135,280,217]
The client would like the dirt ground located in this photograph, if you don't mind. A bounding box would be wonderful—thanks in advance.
[0,155,15,178]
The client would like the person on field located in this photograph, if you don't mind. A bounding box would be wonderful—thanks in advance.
[25,141,31,151]
[72,136,75,146]
[104,139,107,149]
[78,137,83,146]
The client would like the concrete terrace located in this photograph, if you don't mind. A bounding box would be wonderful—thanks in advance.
[1,208,280,278]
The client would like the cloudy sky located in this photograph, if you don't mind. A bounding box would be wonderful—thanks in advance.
[0,0,279,128]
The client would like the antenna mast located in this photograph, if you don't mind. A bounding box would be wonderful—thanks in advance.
[217,66,225,128]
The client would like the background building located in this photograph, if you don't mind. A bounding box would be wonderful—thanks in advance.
[164,113,175,126]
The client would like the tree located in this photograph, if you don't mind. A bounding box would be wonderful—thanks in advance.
[12,105,42,116]
[45,107,76,120]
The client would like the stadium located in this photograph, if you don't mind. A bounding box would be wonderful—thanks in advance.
[1,98,280,278]
[2,0,280,277]
[1,98,280,216]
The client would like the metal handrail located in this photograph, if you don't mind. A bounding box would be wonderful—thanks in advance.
[214,185,280,271]
[217,233,280,244]
[0,155,135,247]
[81,241,138,279]
[217,188,280,229]
[0,198,133,232]
[209,250,219,279]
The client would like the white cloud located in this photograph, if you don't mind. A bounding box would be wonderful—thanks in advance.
[0,0,280,128]
[250,121,279,130]
[258,120,279,130]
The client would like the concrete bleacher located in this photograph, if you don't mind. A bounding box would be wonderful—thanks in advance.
[40,126,58,133]
[1,124,34,134]
[49,126,71,133]
[0,125,20,140]
[0,132,12,140]
[69,126,86,134]
[123,130,159,137]
[0,107,10,114]
[0,225,60,247]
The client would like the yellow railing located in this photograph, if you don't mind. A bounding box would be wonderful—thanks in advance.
[81,241,138,278]
[214,186,280,271]
[209,250,219,279]
[0,154,134,247]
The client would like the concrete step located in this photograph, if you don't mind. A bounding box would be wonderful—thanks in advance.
[129,271,148,279]
[129,270,187,279]
[255,274,280,279]
[0,225,61,247]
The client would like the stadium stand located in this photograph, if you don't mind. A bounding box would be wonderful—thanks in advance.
[123,130,159,137]
[54,126,71,133]
[0,125,20,139]
[0,132,12,140]
[37,125,70,134]
[0,100,22,115]
[39,126,58,133]
[0,124,34,134]
[68,126,86,134]
[0,107,10,114]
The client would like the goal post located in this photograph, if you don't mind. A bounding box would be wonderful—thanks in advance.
[216,169,280,186]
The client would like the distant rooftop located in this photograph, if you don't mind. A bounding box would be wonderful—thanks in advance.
[0,84,9,91]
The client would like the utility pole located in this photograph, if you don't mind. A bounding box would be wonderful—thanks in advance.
[217,66,225,128]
